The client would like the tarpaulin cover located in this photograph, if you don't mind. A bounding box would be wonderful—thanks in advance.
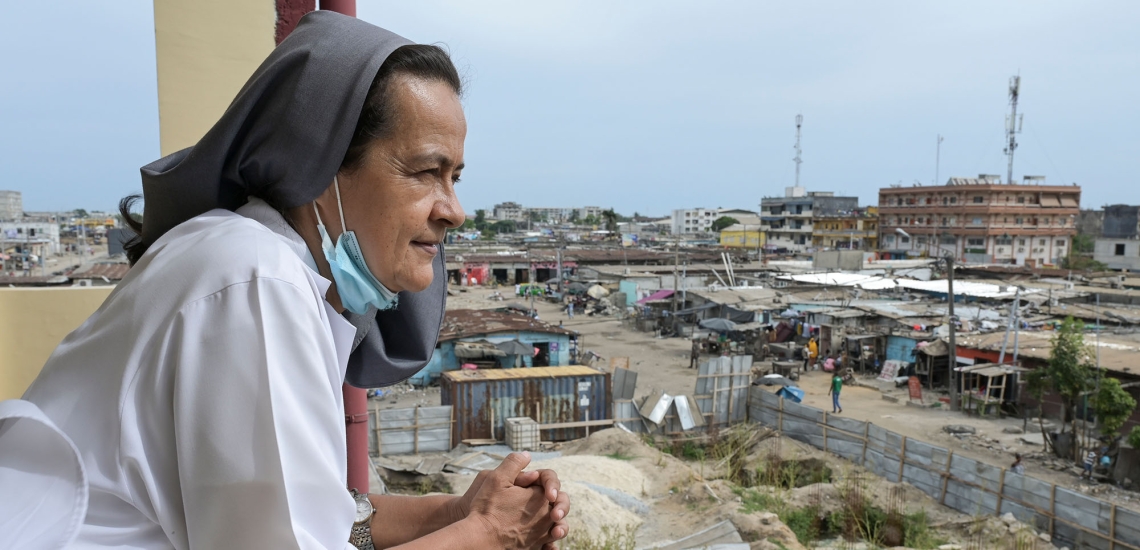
[636,289,674,304]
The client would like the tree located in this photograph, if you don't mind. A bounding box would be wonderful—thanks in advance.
[73,208,89,219]
[1072,233,1095,254]
[711,216,740,233]
[583,214,599,227]
[568,210,580,224]
[601,209,619,232]
[1025,368,1053,454]
[1093,377,1136,438]
[1061,255,1107,271]
[461,219,477,230]
[474,209,487,230]
[1041,317,1096,460]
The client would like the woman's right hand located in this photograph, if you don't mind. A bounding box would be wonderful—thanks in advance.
[464,452,558,549]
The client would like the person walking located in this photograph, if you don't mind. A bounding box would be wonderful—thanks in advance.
[808,337,819,369]
[802,342,811,372]
[690,339,701,369]
[1082,447,1098,480]
[828,372,843,414]
[567,301,574,319]
[1010,453,1025,475]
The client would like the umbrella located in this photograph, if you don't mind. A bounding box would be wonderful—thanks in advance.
[754,374,796,387]
[567,282,588,294]
[495,340,532,356]
[780,309,801,318]
[699,318,737,332]
[586,284,610,299]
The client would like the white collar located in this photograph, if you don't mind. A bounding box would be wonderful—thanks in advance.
[235,198,323,279]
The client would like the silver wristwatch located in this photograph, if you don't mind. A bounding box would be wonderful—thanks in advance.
[349,489,375,550]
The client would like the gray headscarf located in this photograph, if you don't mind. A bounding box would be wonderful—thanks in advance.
[138,11,446,388]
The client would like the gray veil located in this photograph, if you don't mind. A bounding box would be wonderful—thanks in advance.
[138,11,445,388]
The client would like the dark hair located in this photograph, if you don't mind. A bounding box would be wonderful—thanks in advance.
[119,43,462,265]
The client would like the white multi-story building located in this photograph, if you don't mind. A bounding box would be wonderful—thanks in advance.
[671,208,718,234]
[491,203,605,224]
[492,202,526,222]
[1,221,62,258]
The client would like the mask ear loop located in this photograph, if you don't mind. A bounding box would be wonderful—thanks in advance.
[333,175,347,234]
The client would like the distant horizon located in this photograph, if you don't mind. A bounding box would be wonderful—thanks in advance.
[3,2,1138,214]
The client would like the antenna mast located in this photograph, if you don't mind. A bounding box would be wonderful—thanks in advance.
[1004,75,1023,184]
[793,114,803,187]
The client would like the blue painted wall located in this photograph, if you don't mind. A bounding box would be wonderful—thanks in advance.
[619,280,639,306]
[409,331,574,386]
[886,335,919,363]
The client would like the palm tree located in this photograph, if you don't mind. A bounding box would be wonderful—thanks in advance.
[601,209,619,233]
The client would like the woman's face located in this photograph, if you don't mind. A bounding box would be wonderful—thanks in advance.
[333,75,466,293]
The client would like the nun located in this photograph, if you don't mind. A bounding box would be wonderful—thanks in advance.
[0,11,568,550]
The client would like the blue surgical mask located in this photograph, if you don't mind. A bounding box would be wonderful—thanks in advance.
[313,177,398,314]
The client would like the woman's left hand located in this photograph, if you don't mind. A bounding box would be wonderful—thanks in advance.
[452,465,571,549]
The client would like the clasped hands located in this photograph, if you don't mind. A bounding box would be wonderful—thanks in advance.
[449,452,571,550]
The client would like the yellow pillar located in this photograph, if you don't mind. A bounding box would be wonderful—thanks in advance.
[153,0,277,155]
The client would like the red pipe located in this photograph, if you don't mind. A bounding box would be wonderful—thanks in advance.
[320,0,356,17]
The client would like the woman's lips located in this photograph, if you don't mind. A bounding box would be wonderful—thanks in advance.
[412,241,438,255]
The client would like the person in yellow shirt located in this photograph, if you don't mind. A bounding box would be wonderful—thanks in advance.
[808,337,819,369]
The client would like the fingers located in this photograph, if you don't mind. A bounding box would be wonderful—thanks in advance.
[495,451,532,480]
[550,490,569,523]
[513,470,540,488]
[514,469,562,503]
[537,469,561,502]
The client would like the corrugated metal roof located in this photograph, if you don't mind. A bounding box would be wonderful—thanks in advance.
[439,309,576,341]
[71,263,130,280]
[441,365,602,382]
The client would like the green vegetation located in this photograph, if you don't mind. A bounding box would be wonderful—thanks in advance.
[711,215,740,233]
[562,525,636,550]
[1130,426,1140,449]
[1094,377,1137,437]
[604,450,635,461]
[1072,233,1095,254]
[1061,255,1107,271]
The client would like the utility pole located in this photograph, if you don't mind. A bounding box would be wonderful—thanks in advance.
[946,254,959,411]
[1004,75,1023,185]
[671,242,680,336]
[934,134,944,185]
[793,114,803,188]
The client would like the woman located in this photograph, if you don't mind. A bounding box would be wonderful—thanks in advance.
[0,12,568,550]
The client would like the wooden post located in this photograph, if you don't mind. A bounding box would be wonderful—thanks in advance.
[712,366,720,426]
[490,407,495,442]
[373,409,381,456]
[1110,504,1117,550]
[727,365,736,424]
[822,412,829,453]
[898,436,907,482]
[778,396,785,431]
[1049,483,1056,539]
[413,406,420,455]
[939,451,954,505]
[860,423,870,466]
[996,468,1006,514]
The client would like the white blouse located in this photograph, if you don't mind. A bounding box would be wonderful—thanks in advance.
[0,199,358,549]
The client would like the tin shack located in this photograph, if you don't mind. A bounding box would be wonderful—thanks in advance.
[441,366,611,446]
[409,309,579,386]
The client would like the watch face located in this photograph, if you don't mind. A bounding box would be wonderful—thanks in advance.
[355,497,372,523]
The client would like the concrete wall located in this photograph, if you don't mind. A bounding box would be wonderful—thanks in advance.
[0,287,114,400]
[812,250,864,270]
[1094,238,1140,271]
[153,0,277,155]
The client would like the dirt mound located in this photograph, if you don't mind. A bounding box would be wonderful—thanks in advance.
[529,455,647,497]
[559,426,651,458]
[559,480,643,540]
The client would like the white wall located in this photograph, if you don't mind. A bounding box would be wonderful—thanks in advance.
[1095,239,1140,271]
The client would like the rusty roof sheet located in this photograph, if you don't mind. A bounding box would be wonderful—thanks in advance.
[439,309,576,342]
[442,365,602,382]
[71,263,130,280]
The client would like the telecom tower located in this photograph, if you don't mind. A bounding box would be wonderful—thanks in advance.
[1004,76,1023,184]
[793,114,803,187]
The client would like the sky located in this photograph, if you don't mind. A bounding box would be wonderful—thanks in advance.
[2,1,1139,216]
